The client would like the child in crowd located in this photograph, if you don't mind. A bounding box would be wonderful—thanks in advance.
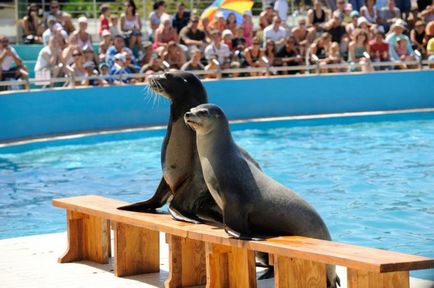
[109,15,120,36]
[98,4,110,37]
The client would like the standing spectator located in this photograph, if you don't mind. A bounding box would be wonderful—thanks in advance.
[263,16,287,50]
[42,17,68,46]
[348,28,372,72]
[181,48,205,71]
[149,1,168,41]
[121,0,142,34]
[204,29,232,69]
[244,37,266,76]
[410,20,426,55]
[379,0,401,32]
[34,36,63,82]
[386,20,413,61]
[360,0,379,25]
[0,35,28,90]
[99,29,112,61]
[369,30,390,63]
[242,10,254,47]
[106,35,134,68]
[69,16,92,51]
[179,16,207,52]
[21,3,44,44]
[43,1,75,34]
[274,0,289,27]
[259,5,275,31]
[172,3,190,34]
[153,17,179,51]
[98,4,110,37]
[109,15,121,36]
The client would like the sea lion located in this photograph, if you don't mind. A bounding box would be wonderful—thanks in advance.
[118,72,259,225]
[184,104,340,287]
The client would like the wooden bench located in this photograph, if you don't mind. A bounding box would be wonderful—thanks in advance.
[52,195,434,288]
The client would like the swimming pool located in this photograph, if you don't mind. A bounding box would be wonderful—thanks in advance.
[1,111,433,280]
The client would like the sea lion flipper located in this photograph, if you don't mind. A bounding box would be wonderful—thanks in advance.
[117,177,171,212]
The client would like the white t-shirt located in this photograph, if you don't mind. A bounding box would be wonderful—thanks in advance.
[274,0,289,22]
[34,46,52,71]
[42,28,68,46]
[0,46,20,71]
[204,42,231,64]
[263,25,287,43]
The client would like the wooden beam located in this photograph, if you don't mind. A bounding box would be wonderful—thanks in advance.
[113,222,160,277]
[348,269,410,288]
[274,255,326,288]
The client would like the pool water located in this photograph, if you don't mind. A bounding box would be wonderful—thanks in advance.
[1,112,434,280]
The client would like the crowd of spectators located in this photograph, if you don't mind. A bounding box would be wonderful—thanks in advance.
[1,0,434,90]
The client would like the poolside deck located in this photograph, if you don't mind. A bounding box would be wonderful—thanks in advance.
[1,232,433,288]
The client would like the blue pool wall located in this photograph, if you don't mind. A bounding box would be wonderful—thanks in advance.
[1,70,434,143]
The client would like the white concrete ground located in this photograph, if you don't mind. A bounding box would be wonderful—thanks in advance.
[1,232,433,288]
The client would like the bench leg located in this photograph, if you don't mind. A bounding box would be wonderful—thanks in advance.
[59,210,111,264]
[347,269,409,288]
[113,222,160,277]
[274,255,326,288]
[205,243,256,288]
[165,234,206,288]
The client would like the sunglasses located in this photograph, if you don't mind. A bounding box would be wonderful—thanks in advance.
[72,53,82,57]
[192,20,199,23]
[51,6,59,9]
[253,42,260,45]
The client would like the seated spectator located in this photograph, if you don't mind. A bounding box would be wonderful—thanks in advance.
[109,14,121,37]
[263,16,287,50]
[307,0,329,37]
[181,48,205,71]
[69,16,92,51]
[232,26,247,54]
[276,36,303,74]
[98,62,113,85]
[99,29,112,61]
[68,49,86,86]
[209,11,226,33]
[149,1,168,42]
[109,53,131,84]
[410,20,426,55]
[128,31,144,58]
[379,0,401,32]
[242,10,254,47]
[357,16,374,39]
[259,5,275,31]
[427,36,434,68]
[199,16,211,38]
[264,39,277,67]
[226,13,237,34]
[172,3,190,34]
[123,50,140,74]
[42,17,68,46]
[120,0,142,34]
[322,41,347,73]
[98,4,110,37]
[82,61,99,86]
[348,29,372,72]
[222,29,234,51]
[291,18,310,55]
[153,17,179,51]
[307,32,332,64]
[392,36,417,68]
[106,35,134,68]
[139,42,153,66]
[21,3,44,44]
[140,55,164,81]
[83,44,99,67]
[369,30,390,64]
[204,29,232,69]
[34,36,63,84]
[333,0,347,22]
[161,41,186,69]
[324,14,347,44]
[360,0,379,25]
[0,35,28,90]
[346,11,360,40]
[179,16,207,52]
[420,5,434,24]
[244,37,266,76]
[386,20,413,61]
[43,1,74,34]
[204,56,220,79]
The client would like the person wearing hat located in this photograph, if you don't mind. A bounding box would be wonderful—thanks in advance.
[179,16,207,52]
[109,52,130,84]
[42,16,68,46]
[222,29,234,50]
[69,16,92,51]
[379,0,401,32]
[43,1,74,34]
[98,62,113,85]
[34,35,63,85]
[346,11,360,38]
[82,60,99,86]
[385,19,413,61]
[209,11,226,34]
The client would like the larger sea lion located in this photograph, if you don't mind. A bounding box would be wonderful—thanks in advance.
[184,104,340,287]
[118,72,259,225]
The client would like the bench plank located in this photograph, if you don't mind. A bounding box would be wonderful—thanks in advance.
[274,256,326,288]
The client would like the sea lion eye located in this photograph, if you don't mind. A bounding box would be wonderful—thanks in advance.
[197,110,208,116]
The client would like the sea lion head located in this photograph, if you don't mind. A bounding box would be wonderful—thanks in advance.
[148,71,208,104]
[184,104,227,135]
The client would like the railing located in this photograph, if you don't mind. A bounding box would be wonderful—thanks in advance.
[1,59,433,93]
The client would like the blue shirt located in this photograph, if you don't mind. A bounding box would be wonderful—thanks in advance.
[385,33,413,61]
[105,46,135,68]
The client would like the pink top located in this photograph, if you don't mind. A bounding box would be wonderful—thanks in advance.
[243,22,253,47]
[98,15,110,35]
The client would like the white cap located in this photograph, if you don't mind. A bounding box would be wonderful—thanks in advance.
[53,23,63,31]
[357,16,369,27]
[47,15,57,23]
[222,29,233,38]
[114,53,126,62]
[78,16,88,23]
[216,11,224,18]
[102,29,111,36]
